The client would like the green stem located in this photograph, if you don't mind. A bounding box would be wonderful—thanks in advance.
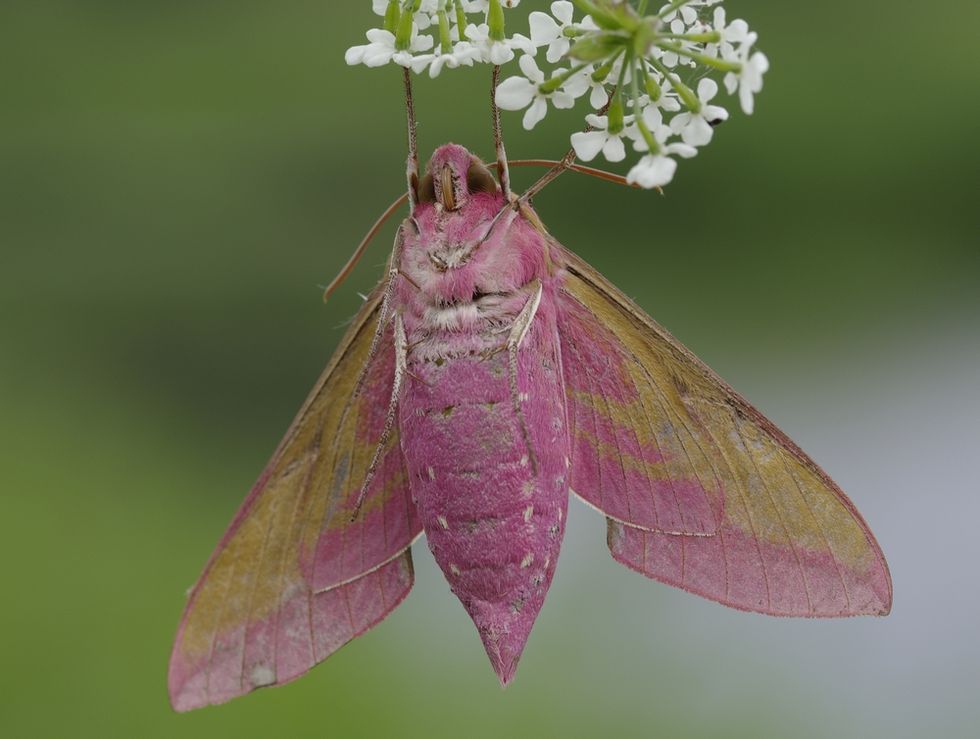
[438,9,453,54]
[660,31,722,44]
[592,48,625,83]
[539,61,591,94]
[488,0,505,42]
[647,55,699,111]
[453,0,468,40]
[629,51,660,153]
[656,41,742,72]
[384,0,401,33]
[395,8,416,51]
[573,0,635,31]
[636,59,662,102]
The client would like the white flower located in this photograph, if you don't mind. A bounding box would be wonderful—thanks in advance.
[570,114,630,162]
[529,2,597,63]
[724,36,769,114]
[562,64,611,110]
[495,55,576,130]
[656,19,698,69]
[345,29,398,67]
[629,72,682,114]
[411,41,483,78]
[704,6,750,62]
[466,22,535,65]
[581,68,611,109]
[345,26,434,68]
[660,0,721,26]
[628,154,682,189]
[669,78,729,146]
[625,106,698,189]
[371,0,439,30]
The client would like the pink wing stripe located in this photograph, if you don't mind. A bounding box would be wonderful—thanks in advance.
[169,552,414,712]
[309,445,419,592]
[609,521,891,616]
[559,296,718,535]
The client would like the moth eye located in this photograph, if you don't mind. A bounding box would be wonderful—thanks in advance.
[417,173,437,204]
[466,161,498,195]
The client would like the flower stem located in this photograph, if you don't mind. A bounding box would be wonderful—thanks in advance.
[631,54,661,154]
[453,0,468,40]
[384,0,401,33]
[488,0,505,42]
[656,41,742,72]
[437,8,453,54]
[660,31,722,44]
[539,62,590,94]
[647,55,699,111]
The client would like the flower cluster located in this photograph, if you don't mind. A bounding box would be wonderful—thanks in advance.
[346,0,533,74]
[345,1,769,190]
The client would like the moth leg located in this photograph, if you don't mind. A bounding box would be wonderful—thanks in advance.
[490,65,512,201]
[508,280,543,352]
[352,312,408,521]
[355,227,410,397]
[403,68,420,212]
[506,280,544,476]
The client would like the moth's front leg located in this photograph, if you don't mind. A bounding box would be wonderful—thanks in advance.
[352,313,408,520]
[506,280,544,474]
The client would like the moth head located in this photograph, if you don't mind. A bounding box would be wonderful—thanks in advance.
[417,143,499,213]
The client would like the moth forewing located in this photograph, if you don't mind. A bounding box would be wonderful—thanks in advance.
[168,289,422,711]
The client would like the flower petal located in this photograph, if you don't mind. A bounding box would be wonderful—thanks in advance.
[681,116,714,147]
[552,1,574,26]
[495,77,536,110]
[523,97,548,130]
[589,83,610,109]
[529,12,561,46]
[697,78,719,103]
[627,155,677,189]
[519,54,544,83]
[570,131,606,162]
[551,90,576,109]
[602,135,626,163]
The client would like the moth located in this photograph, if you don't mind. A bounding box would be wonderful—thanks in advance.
[169,89,891,715]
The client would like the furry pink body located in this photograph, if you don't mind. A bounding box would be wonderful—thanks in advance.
[396,147,569,681]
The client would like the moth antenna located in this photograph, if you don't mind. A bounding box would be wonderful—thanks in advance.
[404,67,420,213]
[322,192,408,302]
[491,65,512,201]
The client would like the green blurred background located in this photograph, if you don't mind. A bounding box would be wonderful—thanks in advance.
[2,1,978,737]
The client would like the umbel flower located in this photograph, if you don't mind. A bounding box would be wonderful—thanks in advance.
[346,0,769,189]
